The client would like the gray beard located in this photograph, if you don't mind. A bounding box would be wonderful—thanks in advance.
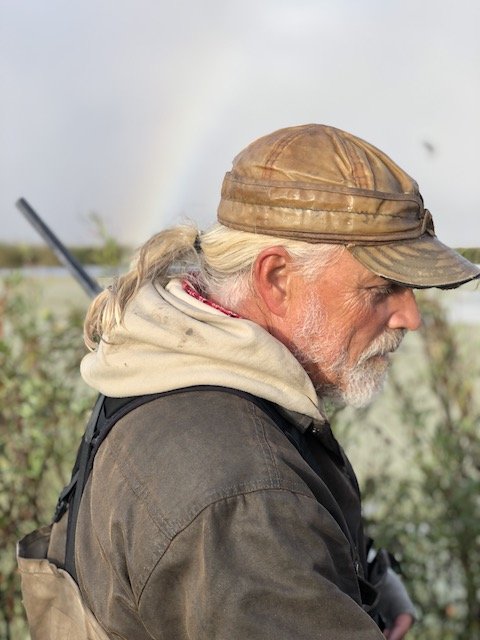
[319,328,405,408]
[291,298,406,408]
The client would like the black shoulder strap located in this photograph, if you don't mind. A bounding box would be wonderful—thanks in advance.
[56,391,166,580]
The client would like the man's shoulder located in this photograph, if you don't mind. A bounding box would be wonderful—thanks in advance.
[82,387,314,586]
[77,387,356,612]
[94,387,310,514]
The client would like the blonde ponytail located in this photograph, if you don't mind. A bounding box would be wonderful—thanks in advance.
[84,225,199,350]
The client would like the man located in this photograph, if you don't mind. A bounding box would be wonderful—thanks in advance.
[46,124,479,639]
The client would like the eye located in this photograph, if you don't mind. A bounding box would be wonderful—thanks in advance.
[370,283,404,303]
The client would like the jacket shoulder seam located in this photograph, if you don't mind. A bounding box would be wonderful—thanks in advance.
[136,486,321,605]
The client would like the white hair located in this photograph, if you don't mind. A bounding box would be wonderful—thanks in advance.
[197,224,343,309]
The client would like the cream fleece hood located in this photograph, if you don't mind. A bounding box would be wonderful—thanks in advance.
[81,279,327,425]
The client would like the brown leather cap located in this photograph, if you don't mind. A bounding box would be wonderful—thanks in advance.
[218,124,480,288]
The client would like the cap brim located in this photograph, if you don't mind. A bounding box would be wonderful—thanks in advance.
[348,235,480,289]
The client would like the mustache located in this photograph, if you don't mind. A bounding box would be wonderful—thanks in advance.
[357,328,406,365]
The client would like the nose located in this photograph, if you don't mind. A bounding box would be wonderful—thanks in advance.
[388,288,422,331]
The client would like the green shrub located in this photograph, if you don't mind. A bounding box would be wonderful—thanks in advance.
[0,275,95,639]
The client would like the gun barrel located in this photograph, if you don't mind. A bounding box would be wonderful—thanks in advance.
[16,198,102,298]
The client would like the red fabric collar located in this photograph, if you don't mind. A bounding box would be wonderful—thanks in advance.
[182,280,240,318]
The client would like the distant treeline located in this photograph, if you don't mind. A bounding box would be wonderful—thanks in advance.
[0,243,131,268]
[1,243,479,269]
[457,247,480,264]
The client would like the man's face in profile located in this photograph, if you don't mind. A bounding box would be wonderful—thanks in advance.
[288,251,422,407]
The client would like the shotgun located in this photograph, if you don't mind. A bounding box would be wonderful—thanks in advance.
[15,198,102,298]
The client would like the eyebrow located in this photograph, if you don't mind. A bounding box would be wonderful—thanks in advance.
[360,276,392,288]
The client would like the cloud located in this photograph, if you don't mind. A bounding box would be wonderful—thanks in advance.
[1,0,479,247]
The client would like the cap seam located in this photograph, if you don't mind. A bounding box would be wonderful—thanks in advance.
[224,175,422,204]
[335,132,375,190]
[220,198,422,219]
[263,125,318,173]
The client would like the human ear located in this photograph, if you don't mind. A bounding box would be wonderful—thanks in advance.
[252,247,292,317]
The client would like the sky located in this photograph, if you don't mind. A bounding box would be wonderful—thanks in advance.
[1,0,480,249]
